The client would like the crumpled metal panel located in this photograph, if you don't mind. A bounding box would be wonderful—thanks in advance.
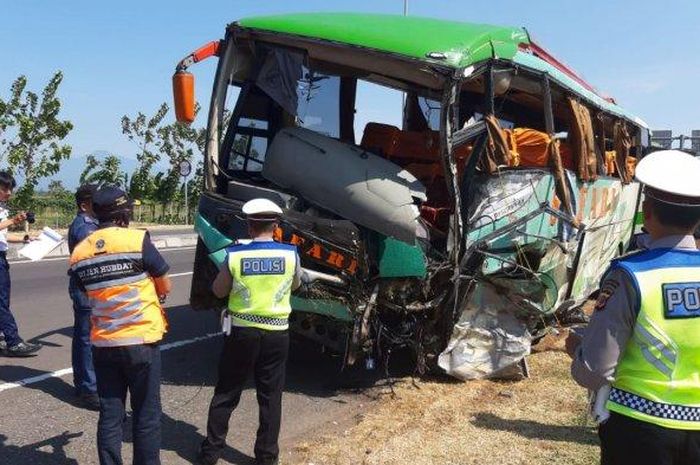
[438,281,531,380]
[263,127,426,244]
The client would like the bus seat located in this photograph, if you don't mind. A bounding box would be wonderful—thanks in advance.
[360,123,400,158]
[603,151,637,178]
[505,127,575,171]
[420,205,451,232]
[361,123,441,163]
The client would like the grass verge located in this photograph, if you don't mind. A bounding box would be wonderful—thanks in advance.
[290,346,598,465]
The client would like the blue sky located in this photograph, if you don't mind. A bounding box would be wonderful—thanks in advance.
[1,0,699,169]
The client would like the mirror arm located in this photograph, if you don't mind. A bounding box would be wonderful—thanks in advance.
[176,40,222,72]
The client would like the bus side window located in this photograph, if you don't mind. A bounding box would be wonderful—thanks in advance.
[228,119,269,172]
[222,84,273,175]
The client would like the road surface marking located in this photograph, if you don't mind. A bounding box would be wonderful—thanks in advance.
[11,246,196,265]
[170,271,194,278]
[0,332,221,393]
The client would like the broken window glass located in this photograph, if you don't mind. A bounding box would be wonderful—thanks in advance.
[256,47,341,139]
[295,67,340,138]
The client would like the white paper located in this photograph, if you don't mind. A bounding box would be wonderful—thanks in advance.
[18,227,64,261]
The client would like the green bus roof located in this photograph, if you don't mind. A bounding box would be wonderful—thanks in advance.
[237,13,529,69]
[235,13,647,127]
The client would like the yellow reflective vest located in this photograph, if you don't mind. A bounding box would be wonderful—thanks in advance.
[69,227,167,347]
[607,248,700,430]
[226,241,297,331]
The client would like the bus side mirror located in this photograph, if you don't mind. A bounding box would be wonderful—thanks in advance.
[173,71,195,124]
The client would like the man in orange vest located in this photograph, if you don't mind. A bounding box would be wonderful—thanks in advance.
[70,186,171,465]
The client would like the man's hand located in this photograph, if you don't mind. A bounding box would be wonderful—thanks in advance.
[565,330,582,359]
[153,275,172,298]
[22,234,38,243]
[12,212,26,225]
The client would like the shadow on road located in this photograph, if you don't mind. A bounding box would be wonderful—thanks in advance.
[0,431,83,465]
[0,365,90,410]
[119,412,255,465]
[28,325,73,348]
[471,412,598,446]
[161,307,354,400]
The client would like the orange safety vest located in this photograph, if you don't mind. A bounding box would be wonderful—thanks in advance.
[69,227,167,347]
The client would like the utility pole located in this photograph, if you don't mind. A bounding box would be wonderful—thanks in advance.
[178,159,192,224]
[401,0,409,128]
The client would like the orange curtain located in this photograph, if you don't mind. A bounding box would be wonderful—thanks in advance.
[567,97,598,182]
[613,121,633,184]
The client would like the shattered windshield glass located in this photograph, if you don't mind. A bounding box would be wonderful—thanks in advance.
[256,48,340,138]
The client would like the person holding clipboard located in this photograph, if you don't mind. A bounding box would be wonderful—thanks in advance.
[0,171,41,357]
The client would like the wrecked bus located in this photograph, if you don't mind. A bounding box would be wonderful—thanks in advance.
[172,13,649,379]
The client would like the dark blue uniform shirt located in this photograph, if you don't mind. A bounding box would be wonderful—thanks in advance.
[68,212,99,254]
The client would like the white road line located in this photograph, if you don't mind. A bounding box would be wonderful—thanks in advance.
[170,271,193,278]
[0,332,221,393]
[11,246,197,265]
[0,368,74,393]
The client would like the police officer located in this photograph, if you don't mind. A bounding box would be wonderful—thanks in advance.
[70,186,171,465]
[567,150,700,465]
[68,183,99,410]
[198,198,302,465]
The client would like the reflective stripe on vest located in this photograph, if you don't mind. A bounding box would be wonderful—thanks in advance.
[227,241,297,331]
[69,227,167,347]
[606,248,700,430]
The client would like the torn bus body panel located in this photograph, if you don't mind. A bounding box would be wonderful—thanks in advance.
[439,170,640,379]
[438,281,533,380]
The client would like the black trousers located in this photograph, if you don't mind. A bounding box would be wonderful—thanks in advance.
[202,326,289,465]
[600,412,700,465]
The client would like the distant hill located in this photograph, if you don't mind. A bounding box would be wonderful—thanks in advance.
[39,151,168,191]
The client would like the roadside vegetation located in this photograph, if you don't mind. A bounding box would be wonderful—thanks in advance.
[290,335,598,465]
[0,72,205,227]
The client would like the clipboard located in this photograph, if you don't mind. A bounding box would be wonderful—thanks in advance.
[18,227,64,261]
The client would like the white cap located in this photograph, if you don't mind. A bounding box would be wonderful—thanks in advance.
[636,150,700,206]
[241,198,283,219]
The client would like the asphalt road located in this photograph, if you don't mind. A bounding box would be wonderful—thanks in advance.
[0,247,367,465]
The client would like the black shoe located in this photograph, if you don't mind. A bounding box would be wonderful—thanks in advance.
[78,392,100,411]
[4,341,40,357]
[196,441,218,465]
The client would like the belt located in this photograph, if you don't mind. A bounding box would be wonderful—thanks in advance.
[230,312,288,327]
[609,387,700,422]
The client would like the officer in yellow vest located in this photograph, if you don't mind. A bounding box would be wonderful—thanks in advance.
[198,198,301,465]
[567,150,700,465]
[70,186,171,465]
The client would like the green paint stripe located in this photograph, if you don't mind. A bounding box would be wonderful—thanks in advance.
[291,296,353,322]
[195,213,233,252]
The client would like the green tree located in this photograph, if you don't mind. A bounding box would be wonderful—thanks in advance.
[47,179,68,196]
[121,102,214,223]
[121,103,168,201]
[152,170,180,214]
[79,154,128,188]
[0,72,73,210]
[155,113,203,213]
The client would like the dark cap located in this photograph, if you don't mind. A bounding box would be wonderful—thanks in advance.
[92,186,133,222]
[75,183,98,205]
